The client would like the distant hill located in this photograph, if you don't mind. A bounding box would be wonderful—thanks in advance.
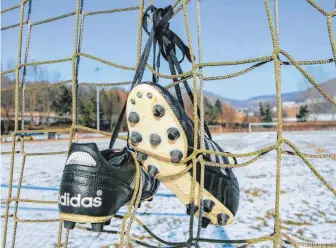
[2,75,335,110]
[203,77,336,109]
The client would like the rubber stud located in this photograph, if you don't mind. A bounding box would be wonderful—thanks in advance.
[147,93,152,99]
[136,152,148,161]
[128,112,140,124]
[104,220,111,226]
[186,204,199,215]
[148,165,159,177]
[201,217,211,229]
[131,99,135,104]
[153,105,165,117]
[150,134,161,146]
[147,197,153,202]
[217,213,229,226]
[63,220,76,230]
[136,92,142,98]
[130,132,142,144]
[91,223,104,232]
[170,150,183,163]
[167,127,180,140]
[203,200,215,213]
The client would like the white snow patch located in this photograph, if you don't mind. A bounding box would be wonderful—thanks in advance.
[1,131,335,247]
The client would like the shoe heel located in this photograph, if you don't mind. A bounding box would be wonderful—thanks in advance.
[60,213,113,231]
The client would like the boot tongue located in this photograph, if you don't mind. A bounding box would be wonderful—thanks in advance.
[105,148,132,167]
[70,142,100,153]
[109,153,127,166]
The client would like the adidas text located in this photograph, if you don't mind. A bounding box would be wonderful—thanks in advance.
[58,193,102,208]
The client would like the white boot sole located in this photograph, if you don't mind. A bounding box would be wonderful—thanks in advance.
[126,83,234,227]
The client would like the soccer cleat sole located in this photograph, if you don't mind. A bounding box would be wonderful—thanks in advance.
[126,84,234,227]
[91,223,104,232]
[63,220,76,230]
[60,213,113,231]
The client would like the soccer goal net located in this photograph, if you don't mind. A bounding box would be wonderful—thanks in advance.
[1,0,336,247]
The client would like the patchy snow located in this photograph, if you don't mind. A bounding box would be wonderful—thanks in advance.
[1,130,335,247]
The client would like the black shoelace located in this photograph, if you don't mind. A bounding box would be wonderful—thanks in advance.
[109,5,212,150]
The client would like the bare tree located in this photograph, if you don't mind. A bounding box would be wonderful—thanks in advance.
[43,70,61,126]
[222,104,236,123]
[27,90,37,128]
[1,77,14,134]
[27,65,49,128]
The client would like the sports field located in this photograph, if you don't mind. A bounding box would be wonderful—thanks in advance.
[1,130,335,247]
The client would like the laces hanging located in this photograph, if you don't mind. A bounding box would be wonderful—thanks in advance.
[158,34,213,140]
[142,6,213,140]
[109,4,213,149]
[109,5,175,149]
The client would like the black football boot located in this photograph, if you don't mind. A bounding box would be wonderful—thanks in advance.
[58,143,159,232]
[126,82,239,228]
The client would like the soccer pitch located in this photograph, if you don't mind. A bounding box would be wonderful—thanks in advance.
[1,130,335,247]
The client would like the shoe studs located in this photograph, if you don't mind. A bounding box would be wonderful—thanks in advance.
[130,132,142,144]
[167,127,180,141]
[128,112,139,124]
[63,220,76,230]
[147,93,152,99]
[186,204,199,215]
[136,152,148,161]
[170,150,183,163]
[202,200,215,213]
[91,223,104,232]
[136,92,142,98]
[130,99,135,104]
[148,165,159,177]
[150,134,161,146]
[153,105,165,117]
[201,217,211,228]
[217,213,229,226]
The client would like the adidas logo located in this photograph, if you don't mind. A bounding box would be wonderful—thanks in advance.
[58,192,102,208]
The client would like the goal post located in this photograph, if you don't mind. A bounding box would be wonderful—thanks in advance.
[248,122,278,132]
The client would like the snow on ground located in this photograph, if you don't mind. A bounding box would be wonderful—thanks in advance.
[1,130,335,247]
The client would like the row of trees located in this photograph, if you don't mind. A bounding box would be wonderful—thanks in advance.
[46,85,126,130]
[259,102,310,123]
[1,75,127,134]
[0,70,325,135]
[1,74,251,134]
[184,96,245,124]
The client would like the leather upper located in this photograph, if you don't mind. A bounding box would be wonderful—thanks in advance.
[58,143,159,217]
